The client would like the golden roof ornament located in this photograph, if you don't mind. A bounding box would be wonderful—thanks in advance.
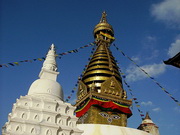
[100,11,108,23]
[93,11,114,40]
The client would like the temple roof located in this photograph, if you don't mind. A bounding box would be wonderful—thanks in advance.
[164,52,180,68]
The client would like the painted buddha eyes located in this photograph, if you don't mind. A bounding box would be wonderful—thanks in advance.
[111,115,120,119]
[99,112,120,123]
[99,112,109,118]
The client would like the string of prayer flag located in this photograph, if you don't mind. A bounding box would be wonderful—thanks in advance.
[0,42,95,68]
[113,44,180,106]
[65,44,97,102]
[117,62,145,119]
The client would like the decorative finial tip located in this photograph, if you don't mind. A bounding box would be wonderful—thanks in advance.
[50,43,55,50]
[103,11,107,15]
[145,112,151,120]
[100,11,107,23]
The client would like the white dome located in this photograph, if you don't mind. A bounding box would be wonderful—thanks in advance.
[28,78,64,100]
[142,119,153,124]
[77,124,151,135]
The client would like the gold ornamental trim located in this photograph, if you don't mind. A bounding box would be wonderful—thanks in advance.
[86,65,110,71]
[91,56,109,61]
[91,92,132,105]
[83,76,110,83]
[86,82,102,88]
[84,70,112,76]
[86,65,120,73]
[93,23,114,35]
[88,61,109,66]
[75,91,132,107]
[83,70,121,81]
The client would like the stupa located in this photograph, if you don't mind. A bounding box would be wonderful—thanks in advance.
[2,44,83,135]
[138,112,160,135]
[76,12,157,135]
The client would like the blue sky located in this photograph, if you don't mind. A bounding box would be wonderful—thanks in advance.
[0,0,180,135]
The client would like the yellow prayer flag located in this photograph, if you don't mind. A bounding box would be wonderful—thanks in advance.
[13,62,19,65]
[37,58,42,61]
[100,31,115,40]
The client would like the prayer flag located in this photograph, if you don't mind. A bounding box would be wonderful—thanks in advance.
[37,58,42,61]
[71,90,75,93]
[8,63,14,66]
[13,62,19,65]
[135,101,139,104]
[2,64,8,67]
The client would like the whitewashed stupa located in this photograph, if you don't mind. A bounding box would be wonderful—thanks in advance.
[137,112,160,135]
[2,44,83,135]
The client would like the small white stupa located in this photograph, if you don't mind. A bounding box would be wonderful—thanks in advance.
[2,44,83,135]
[137,112,160,135]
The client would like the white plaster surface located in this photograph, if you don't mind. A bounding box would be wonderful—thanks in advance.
[28,44,63,100]
[77,124,152,135]
[2,95,82,135]
[28,78,64,100]
[2,45,82,135]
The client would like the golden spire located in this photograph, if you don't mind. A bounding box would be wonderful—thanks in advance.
[75,12,132,127]
[93,11,114,42]
[100,11,107,23]
[81,42,122,89]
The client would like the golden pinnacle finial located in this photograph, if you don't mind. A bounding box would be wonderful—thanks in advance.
[100,11,107,23]
[93,12,114,39]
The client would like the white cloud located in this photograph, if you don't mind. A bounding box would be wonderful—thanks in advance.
[142,36,157,49]
[126,63,166,82]
[151,0,180,28]
[147,49,159,60]
[131,56,140,62]
[152,107,161,112]
[168,39,180,57]
[141,101,153,106]
[147,36,156,42]
[174,107,180,113]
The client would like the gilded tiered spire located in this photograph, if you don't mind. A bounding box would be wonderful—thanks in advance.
[75,12,132,127]
[81,42,122,90]
[93,11,114,42]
